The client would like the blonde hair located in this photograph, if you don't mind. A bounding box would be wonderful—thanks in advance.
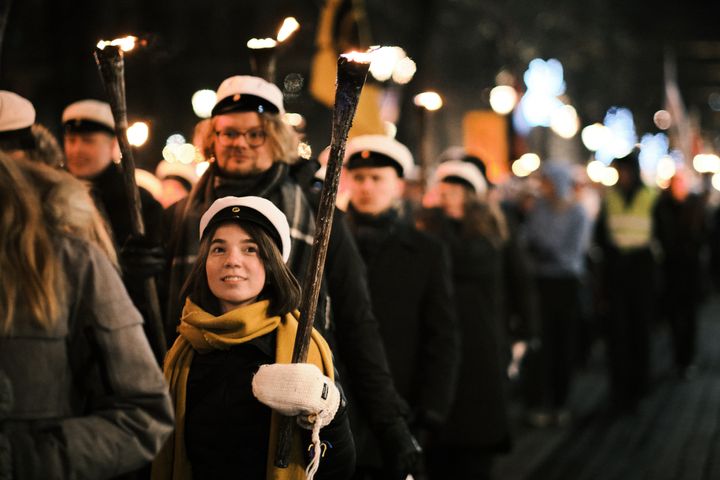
[0,155,117,333]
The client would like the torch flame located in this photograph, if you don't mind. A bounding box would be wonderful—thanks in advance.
[276,17,300,43]
[341,50,374,64]
[96,35,137,52]
[247,37,278,49]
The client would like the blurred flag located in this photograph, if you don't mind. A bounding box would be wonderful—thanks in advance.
[310,0,385,137]
[664,49,701,162]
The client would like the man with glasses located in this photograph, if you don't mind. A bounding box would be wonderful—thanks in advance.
[163,75,422,477]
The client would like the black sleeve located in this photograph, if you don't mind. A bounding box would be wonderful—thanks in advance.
[140,188,165,243]
[503,215,540,340]
[323,210,407,428]
[593,203,612,254]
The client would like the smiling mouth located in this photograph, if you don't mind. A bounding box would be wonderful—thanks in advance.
[222,275,246,282]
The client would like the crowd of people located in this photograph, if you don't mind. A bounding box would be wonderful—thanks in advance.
[1,71,718,480]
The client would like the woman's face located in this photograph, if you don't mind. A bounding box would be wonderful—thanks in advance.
[438,182,467,219]
[206,223,266,313]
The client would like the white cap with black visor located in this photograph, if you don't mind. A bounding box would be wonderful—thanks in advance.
[211,75,285,117]
[344,134,415,178]
[199,196,292,262]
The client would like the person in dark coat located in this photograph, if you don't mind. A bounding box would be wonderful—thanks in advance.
[522,162,591,426]
[593,148,659,413]
[417,160,512,480]
[0,154,174,479]
[62,98,167,361]
[62,99,164,249]
[342,135,460,479]
[162,75,421,477]
[653,168,708,379]
[153,195,354,480]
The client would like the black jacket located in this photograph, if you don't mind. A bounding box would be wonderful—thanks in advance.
[163,163,408,435]
[185,332,355,479]
[346,207,460,465]
[89,162,164,246]
[347,207,459,424]
[88,162,166,360]
[419,210,512,451]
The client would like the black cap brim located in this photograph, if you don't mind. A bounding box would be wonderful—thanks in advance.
[211,93,280,117]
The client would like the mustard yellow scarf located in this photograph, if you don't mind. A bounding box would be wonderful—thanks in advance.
[151,298,335,480]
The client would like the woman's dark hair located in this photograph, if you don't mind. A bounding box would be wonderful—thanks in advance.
[180,221,301,317]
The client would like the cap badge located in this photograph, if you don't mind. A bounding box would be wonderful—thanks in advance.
[231,206,241,213]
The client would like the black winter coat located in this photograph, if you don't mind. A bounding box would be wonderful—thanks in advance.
[346,208,460,463]
[419,212,512,451]
[88,162,166,360]
[163,163,407,436]
[185,332,355,479]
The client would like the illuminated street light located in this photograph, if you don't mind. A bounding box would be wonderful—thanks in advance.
[600,166,619,186]
[192,89,217,118]
[127,121,149,147]
[586,160,606,183]
[489,86,518,115]
[581,123,611,152]
[653,110,672,130]
[550,105,579,138]
[414,91,443,111]
[712,172,720,191]
[511,153,541,177]
[693,153,720,173]
[656,155,676,180]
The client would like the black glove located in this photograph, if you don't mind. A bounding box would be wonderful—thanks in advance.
[410,409,443,450]
[378,419,423,480]
[119,235,167,279]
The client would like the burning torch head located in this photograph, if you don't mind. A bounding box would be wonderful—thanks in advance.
[344,135,415,179]
[0,90,37,152]
[212,75,285,117]
[62,99,116,136]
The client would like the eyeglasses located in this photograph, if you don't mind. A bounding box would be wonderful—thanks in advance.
[215,128,267,147]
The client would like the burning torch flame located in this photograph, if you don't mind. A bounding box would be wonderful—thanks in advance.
[97,36,138,52]
[276,17,300,43]
[247,38,278,49]
[341,50,374,64]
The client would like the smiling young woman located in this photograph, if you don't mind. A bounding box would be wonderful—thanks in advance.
[153,195,355,480]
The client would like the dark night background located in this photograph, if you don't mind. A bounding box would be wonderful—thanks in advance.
[3,0,720,171]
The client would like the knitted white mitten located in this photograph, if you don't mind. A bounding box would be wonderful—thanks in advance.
[252,363,340,429]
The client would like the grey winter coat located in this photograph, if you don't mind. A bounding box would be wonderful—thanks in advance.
[0,235,174,479]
